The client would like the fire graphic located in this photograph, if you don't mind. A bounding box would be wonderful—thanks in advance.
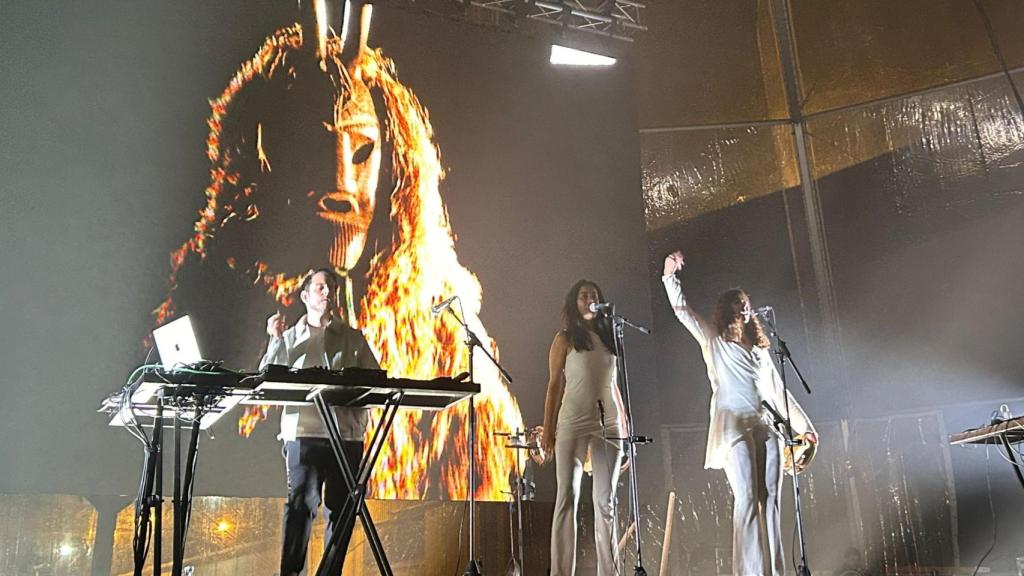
[156,4,524,500]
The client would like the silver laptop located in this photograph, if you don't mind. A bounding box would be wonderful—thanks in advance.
[152,315,203,368]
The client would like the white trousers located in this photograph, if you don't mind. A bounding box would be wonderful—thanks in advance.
[722,423,785,576]
[550,433,623,576]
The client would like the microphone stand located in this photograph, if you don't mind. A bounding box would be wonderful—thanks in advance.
[605,304,652,576]
[760,310,812,576]
[443,298,515,576]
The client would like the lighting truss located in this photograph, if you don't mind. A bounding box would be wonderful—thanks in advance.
[472,0,645,41]
[385,0,646,43]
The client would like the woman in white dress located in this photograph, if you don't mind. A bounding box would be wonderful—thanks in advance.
[542,279,627,576]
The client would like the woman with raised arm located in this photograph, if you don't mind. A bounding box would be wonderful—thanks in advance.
[542,279,627,576]
[662,250,818,576]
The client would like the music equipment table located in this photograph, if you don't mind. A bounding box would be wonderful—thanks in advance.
[99,365,478,576]
[950,415,1024,491]
[949,415,1024,446]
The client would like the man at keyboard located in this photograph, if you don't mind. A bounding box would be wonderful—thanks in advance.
[260,268,380,576]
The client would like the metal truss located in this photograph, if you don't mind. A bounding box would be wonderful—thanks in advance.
[466,0,646,41]
[383,0,646,43]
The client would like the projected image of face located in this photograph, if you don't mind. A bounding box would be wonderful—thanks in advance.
[244,59,382,284]
[321,79,381,271]
[159,7,526,502]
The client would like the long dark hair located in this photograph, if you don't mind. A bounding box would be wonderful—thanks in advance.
[561,279,616,354]
[712,288,770,348]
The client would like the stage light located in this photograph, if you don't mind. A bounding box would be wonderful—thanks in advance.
[215,519,232,534]
[550,44,616,66]
[59,544,74,557]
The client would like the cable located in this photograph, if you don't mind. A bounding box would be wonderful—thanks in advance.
[993,444,1024,468]
[970,447,997,576]
[454,497,468,576]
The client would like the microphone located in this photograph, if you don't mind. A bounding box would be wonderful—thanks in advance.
[751,305,773,317]
[431,295,458,315]
[588,302,615,314]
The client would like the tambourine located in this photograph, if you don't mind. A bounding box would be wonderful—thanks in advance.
[783,433,818,475]
[526,426,546,466]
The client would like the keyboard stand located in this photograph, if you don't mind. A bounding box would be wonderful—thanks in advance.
[313,389,404,576]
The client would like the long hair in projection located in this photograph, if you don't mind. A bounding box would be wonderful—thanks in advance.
[155,9,523,501]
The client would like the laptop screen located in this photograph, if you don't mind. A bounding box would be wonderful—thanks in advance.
[152,315,203,369]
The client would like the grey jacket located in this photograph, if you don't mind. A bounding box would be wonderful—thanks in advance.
[260,315,380,441]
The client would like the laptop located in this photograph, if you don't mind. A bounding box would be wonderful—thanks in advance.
[152,315,203,368]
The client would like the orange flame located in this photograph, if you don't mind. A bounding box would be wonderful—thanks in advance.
[349,46,524,500]
[159,18,524,501]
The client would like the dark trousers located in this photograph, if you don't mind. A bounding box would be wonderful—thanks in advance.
[281,438,364,576]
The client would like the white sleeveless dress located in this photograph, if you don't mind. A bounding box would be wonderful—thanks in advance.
[557,331,622,439]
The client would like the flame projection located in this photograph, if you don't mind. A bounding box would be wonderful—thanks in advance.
[155,6,524,500]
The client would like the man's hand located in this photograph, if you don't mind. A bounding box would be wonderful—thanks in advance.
[663,250,685,276]
[266,311,286,339]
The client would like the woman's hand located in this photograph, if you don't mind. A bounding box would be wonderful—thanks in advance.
[663,250,685,277]
[541,427,556,463]
[795,432,819,472]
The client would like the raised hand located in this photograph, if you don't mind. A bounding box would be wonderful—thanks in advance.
[266,311,287,339]
[663,250,685,277]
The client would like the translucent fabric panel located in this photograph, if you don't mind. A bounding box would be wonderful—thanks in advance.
[847,413,958,573]
[807,72,1024,187]
[659,416,959,574]
[641,124,798,230]
[0,494,97,576]
[111,497,285,575]
[658,425,735,576]
[109,497,524,575]
[789,0,1024,114]
[634,0,789,128]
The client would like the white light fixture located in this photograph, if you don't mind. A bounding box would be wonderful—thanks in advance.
[550,44,616,66]
[59,544,74,557]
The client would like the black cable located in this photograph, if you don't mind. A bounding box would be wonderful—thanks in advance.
[971,447,997,576]
[791,513,799,573]
[454,498,469,576]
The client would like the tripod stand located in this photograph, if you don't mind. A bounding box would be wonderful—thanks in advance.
[605,304,652,576]
[441,297,515,576]
[498,428,538,576]
[760,311,813,576]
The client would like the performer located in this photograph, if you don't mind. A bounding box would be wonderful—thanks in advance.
[661,250,817,576]
[542,279,626,576]
[259,268,380,576]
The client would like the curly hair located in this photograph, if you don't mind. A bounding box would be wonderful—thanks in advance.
[712,288,770,348]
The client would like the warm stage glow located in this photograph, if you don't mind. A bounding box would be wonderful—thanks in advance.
[162,8,524,501]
